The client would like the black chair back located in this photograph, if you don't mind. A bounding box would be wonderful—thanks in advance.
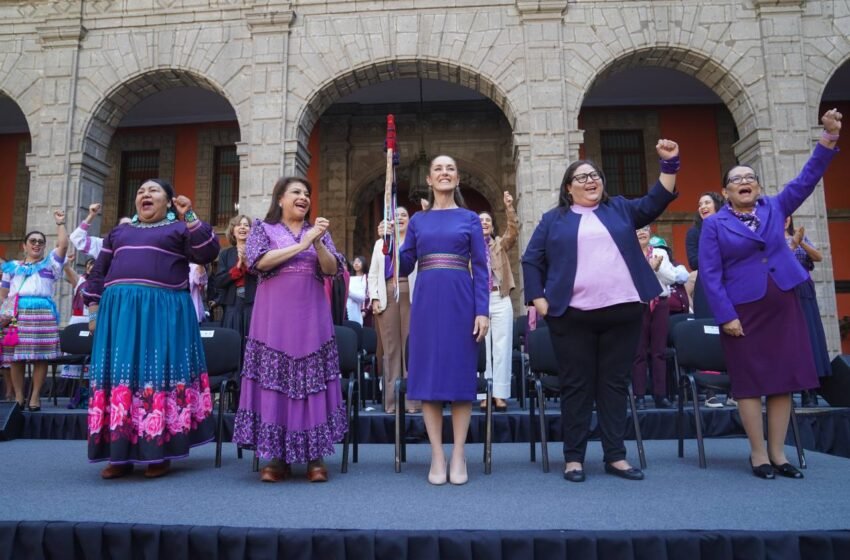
[667,313,694,348]
[513,315,527,350]
[335,325,359,378]
[59,322,94,356]
[361,327,378,354]
[343,320,364,351]
[527,327,557,375]
[671,318,726,372]
[199,326,242,377]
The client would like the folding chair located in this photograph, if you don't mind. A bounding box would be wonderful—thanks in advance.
[672,318,806,469]
[526,327,646,473]
[360,326,379,404]
[395,338,493,474]
[511,315,529,410]
[199,326,243,468]
[343,320,366,411]
[44,323,94,407]
[335,325,360,473]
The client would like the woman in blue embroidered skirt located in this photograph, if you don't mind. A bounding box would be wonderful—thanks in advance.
[84,179,220,479]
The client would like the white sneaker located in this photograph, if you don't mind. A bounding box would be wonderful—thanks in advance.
[725,396,737,407]
[705,396,724,408]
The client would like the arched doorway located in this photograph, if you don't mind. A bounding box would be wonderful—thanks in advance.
[295,69,517,261]
[0,92,32,259]
[579,57,746,265]
[78,70,243,237]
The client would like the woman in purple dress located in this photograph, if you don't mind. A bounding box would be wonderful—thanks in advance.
[233,177,347,483]
[400,155,490,486]
[699,108,841,479]
[84,179,220,479]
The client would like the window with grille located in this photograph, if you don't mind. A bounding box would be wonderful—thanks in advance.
[212,146,240,229]
[600,131,646,198]
[118,150,160,219]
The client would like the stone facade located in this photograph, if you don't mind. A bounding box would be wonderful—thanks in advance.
[0,0,848,351]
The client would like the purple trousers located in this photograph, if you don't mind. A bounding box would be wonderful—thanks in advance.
[632,297,670,398]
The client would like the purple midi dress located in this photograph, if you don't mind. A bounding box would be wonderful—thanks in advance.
[399,208,490,401]
[233,220,347,463]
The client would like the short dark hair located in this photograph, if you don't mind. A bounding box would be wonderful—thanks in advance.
[23,230,46,244]
[558,160,609,209]
[264,177,312,224]
[721,165,757,190]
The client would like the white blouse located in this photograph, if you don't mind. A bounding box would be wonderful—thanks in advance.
[1,250,65,299]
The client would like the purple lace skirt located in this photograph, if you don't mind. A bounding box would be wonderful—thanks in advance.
[233,270,347,463]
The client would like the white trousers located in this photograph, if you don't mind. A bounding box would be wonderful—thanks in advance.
[484,292,514,399]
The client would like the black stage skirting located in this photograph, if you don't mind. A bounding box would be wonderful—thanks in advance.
[20,406,850,459]
[1,522,848,560]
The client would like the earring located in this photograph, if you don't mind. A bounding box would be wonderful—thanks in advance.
[166,209,176,221]
[131,214,139,224]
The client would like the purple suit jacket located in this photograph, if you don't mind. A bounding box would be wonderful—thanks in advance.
[698,143,837,325]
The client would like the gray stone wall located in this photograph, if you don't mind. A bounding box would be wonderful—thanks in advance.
[0,0,847,350]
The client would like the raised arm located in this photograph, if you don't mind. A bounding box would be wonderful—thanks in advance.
[54,210,69,260]
[172,196,220,265]
[500,191,519,252]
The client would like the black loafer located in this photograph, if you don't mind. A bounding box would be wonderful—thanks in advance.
[750,459,775,479]
[771,462,803,479]
[604,463,644,480]
[563,469,585,483]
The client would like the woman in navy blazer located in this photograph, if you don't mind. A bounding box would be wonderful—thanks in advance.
[522,139,679,482]
[699,108,841,480]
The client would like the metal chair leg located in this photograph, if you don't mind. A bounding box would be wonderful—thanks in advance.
[677,374,686,458]
[215,380,228,468]
[628,384,646,469]
[485,379,493,474]
[536,379,549,473]
[252,452,259,472]
[353,379,360,464]
[394,379,403,473]
[529,380,537,462]
[790,406,806,469]
[688,374,706,468]
[341,380,352,474]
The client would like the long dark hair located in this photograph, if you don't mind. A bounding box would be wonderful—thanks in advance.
[264,177,312,224]
[694,191,725,227]
[558,159,609,209]
[352,255,369,275]
[425,155,467,210]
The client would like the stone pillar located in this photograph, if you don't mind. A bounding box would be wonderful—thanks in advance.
[29,10,88,320]
[241,4,294,222]
[753,0,840,353]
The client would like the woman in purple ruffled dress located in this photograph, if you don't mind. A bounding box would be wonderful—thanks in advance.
[233,177,347,483]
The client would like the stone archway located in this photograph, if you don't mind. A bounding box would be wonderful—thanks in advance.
[290,59,521,174]
[0,91,33,257]
[578,47,758,145]
[76,68,245,228]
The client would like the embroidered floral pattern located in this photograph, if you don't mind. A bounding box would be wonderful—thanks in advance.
[87,373,213,446]
[245,220,344,284]
[241,337,341,399]
[232,405,348,464]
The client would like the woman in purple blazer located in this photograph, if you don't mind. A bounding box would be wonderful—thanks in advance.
[699,108,841,480]
[522,139,680,483]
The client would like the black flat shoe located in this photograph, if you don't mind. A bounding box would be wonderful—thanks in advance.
[563,469,585,483]
[771,462,803,479]
[750,459,775,479]
[604,463,644,480]
[27,404,41,412]
[653,396,675,409]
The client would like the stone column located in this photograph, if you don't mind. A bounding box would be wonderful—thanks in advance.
[240,4,294,222]
[752,0,840,353]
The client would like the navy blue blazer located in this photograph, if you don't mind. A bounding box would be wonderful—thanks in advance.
[521,181,677,317]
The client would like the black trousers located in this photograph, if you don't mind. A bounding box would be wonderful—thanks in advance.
[546,302,645,464]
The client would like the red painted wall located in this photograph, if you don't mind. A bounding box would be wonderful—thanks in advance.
[173,126,198,202]
[657,106,724,215]
[0,134,28,235]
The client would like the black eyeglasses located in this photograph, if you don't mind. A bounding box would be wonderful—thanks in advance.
[27,239,46,246]
[571,172,601,184]
[728,174,758,185]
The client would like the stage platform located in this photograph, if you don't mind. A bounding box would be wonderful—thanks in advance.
[17,398,850,459]
[0,440,848,559]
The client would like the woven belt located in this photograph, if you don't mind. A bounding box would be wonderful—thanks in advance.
[419,253,469,272]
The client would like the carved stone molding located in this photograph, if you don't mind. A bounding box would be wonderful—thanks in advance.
[36,21,87,48]
[515,0,568,20]
[752,0,804,14]
[246,4,295,35]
